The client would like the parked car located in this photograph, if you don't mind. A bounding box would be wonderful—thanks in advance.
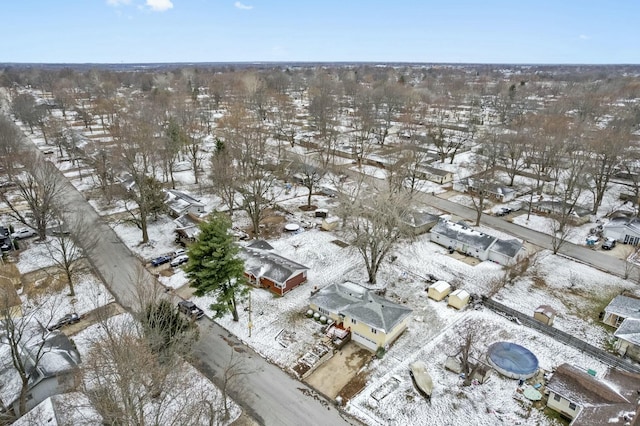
[47,313,80,331]
[0,238,12,252]
[11,228,37,239]
[171,249,187,258]
[170,254,189,267]
[496,207,512,217]
[0,226,9,237]
[151,255,172,267]
[602,238,617,250]
[177,300,204,320]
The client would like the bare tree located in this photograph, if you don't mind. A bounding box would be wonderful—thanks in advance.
[0,289,61,419]
[342,190,414,284]
[292,162,325,208]
[451,321,482,387]
[0,115,23,180]
[468,130,500,226]
[0,153,64,240]
[220,351,252,421]
[45,210,98,297]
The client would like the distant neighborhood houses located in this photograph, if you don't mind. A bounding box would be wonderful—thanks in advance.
[454,178,528,203]
[308,281,413,352]
[430,219,526,266]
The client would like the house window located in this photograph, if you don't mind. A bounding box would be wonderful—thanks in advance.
[371,328,377,334]
[351,318,357,325]
[553,393,561,402]
[568,402,577,411]
[318,307,329,316]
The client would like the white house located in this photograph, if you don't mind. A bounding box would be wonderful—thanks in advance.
[430,220,526,266]
[604,217,640,245]
[602,294,640,328]
[164,190,206,218]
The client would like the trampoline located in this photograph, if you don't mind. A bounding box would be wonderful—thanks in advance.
[486,342,539,379]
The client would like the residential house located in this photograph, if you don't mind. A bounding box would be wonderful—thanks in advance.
[415,164,454,184]
[401,210,440,236]
[240,241,309,296]
[308,281,413,351]
[546,363,640,425]
[430,220,526,266]
[614,318,640,362]
[164,190,206,218]
[0,331,81,417]
[604,217,640,245]
[12,392,102,426]
[602,294,640,328]
[530,200,592,225]
[173,213,205,246]
[454,178,521,203]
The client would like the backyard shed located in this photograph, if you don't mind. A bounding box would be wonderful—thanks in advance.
[428,281,452,302]
[448,289,470,310]
[321,216,340,231]
[533,305,557,326]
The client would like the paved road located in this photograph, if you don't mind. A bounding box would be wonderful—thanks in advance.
[8,120,356,426]
[419,193,631,278]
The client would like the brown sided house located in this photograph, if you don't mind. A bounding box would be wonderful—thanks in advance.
[546,363,640,425]
[240,241,309,296]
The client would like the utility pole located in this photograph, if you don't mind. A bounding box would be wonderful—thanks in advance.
[248,291,253,337]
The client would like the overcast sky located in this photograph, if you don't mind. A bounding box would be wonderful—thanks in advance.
[0,0,638,64]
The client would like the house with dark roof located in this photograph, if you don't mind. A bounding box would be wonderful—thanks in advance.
[239,242,309,296]
[602,294,640,328]
[604,217,640,246]
[430,220,526,265]
[308,281,413,351]
[454,178,522,202]
[530,200,592,225]
[546,363,640,425]
[0,331,81,417]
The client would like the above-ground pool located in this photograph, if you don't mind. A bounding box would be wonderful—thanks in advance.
[486,342,539,379]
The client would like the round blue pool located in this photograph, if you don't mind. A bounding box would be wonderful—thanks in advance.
[486,342,539,379]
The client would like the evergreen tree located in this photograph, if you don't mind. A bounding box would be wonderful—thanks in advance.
[185,213,248,321]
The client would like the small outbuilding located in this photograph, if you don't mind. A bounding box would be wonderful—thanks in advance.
[533,305,557,326]
[428,281,452,302]
[321,216,340,231]
[448,289,470,310]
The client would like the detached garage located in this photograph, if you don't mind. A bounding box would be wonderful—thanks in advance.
[428,281,452,302]
[448,289,470,310]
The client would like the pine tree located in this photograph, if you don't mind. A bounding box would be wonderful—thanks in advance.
[185,213,248,321]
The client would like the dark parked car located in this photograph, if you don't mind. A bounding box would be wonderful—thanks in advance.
[602,238,617,250]
[151,255,172,267]
[48,313,80,331]
[177,301,204,320]
[496,207,512,217]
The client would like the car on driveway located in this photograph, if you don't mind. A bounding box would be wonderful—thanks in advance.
[496,207,512,217]
[170,254,189,267]
[11,228,37,239]
[602,238,617,250]
[177,300,204,320]
[47,313,80,331]
[151,255,172,267]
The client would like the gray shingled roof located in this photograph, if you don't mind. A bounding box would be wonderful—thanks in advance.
[614,318,640,346]
[431,220,497,251]
[546,364,629,406]
[490,239,523,258]
[606,217,640,234]
[605,295,640,320]
[240,247,308,285]
[310,282,413,333]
